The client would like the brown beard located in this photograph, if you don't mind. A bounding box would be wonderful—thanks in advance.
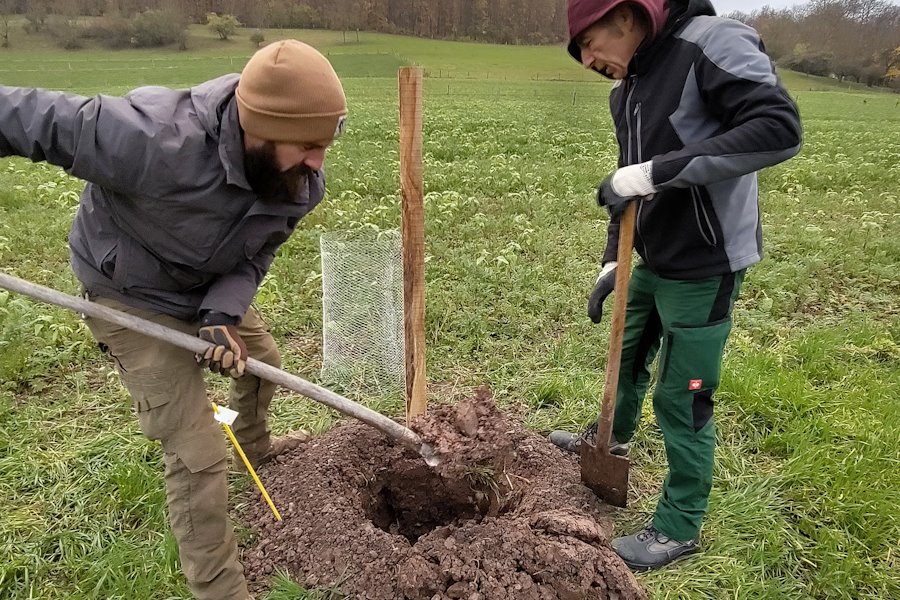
[243,141,311,203]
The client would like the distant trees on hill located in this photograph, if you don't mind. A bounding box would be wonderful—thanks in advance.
[729,0,900,88]
[1,0,898,88]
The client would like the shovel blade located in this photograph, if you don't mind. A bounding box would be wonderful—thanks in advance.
[580,439,630,508]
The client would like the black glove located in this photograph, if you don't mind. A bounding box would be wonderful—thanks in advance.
[596,174,633,218]
[196,311,247,378]
[587,262,617,324]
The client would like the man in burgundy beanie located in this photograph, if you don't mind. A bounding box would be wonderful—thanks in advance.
[550,0,802,571]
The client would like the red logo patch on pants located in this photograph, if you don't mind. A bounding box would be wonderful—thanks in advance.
[689,379,703,391]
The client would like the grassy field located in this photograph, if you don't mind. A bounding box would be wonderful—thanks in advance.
[1,25,898,600]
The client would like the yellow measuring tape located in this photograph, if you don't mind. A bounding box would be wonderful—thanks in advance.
[211,403,282,521]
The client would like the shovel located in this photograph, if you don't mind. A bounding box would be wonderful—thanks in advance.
[580,201,636,507]
[0,272,439,466]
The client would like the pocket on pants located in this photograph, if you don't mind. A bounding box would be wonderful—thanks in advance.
[123,369,174,441]
[126,370,172,411]
[174,432,227,474]
[659,318,733,393]
[164,434,229,553]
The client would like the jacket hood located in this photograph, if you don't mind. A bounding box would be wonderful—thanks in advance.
[661,0,716,35]
[629,0,715,74]
[566,0,669,64]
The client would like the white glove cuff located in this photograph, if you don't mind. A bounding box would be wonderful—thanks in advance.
[611,161,656,197]
[597,261,618,283]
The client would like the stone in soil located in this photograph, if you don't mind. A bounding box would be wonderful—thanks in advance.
[239,388,646,600]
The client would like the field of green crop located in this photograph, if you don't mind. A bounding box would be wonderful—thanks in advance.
[1,25,898,600]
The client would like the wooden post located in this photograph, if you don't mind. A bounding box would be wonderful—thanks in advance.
[398,67,427,422]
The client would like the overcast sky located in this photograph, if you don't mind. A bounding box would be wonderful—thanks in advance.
[712,0,899,14]
[712,0,800,13]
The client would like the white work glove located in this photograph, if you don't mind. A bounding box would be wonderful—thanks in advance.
[597,161,656,217]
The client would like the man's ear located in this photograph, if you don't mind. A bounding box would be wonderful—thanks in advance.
[615,4,636,32]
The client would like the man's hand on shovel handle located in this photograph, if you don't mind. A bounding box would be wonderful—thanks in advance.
[597,162,656,218]
[196,311,247,378]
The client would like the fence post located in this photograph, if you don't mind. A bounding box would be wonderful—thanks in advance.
[398,67,427,423]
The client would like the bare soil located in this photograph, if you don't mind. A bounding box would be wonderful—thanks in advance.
[239,388,645,600]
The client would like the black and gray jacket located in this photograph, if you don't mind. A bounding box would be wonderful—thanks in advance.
[602,0,802,278]
[0,75,325,320]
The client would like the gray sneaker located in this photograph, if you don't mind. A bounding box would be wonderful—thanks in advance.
[612,525,699,571]
[548,422,629,456]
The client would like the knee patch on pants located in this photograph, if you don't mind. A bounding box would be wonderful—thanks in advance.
[692,389,714,432]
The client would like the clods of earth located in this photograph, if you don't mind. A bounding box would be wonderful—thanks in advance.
[240,387,646,599]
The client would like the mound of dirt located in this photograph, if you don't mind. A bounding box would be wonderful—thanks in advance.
[239,389,645,600]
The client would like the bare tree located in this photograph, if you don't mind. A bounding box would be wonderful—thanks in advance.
[24,0,49,33]
[746,0,899,85]
[4,0,893,65]
[0,0,14,48]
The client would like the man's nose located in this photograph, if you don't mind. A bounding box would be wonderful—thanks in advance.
[302,148,326,172]
[581,50,594,69]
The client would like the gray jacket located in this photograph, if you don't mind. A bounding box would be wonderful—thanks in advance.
[602,0,802,278]
[0,74,325,320]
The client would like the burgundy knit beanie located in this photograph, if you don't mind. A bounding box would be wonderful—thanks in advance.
[566,0,669,63]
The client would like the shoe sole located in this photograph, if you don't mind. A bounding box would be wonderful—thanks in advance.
[556,444,630,457]
[548,437,629,457]
[621,546,700,572]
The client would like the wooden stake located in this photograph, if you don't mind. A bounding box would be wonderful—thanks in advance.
[399,67,427,422]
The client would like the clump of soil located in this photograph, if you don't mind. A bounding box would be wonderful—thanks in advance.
[410,385,516,481]
[240,388,645,600]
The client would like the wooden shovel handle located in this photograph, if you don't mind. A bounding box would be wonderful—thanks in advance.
[595,201,637,445]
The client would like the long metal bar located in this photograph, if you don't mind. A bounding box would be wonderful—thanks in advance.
[0,271,438,465]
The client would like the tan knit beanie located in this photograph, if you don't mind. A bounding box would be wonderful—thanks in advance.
[236,40,347,145]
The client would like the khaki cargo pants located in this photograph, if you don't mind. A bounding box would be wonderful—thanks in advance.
[83,294,280,600]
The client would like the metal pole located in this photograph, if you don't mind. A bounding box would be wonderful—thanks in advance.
[0,272,438,465]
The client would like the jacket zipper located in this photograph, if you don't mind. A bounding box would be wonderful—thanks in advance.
[635,102,643,159]
[624,78,637,165]
[628,78,653,270]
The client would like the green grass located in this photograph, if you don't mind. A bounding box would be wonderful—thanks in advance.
[0,23,599,92]
[1,27,899,600]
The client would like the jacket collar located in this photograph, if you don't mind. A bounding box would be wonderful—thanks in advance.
[218,98,252,190]
[190,74,252,191]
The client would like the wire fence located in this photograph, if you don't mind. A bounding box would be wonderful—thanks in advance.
[320,229,405,397]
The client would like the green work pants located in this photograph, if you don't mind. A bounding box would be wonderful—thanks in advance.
[83,295,280,600]
[612,263,744,541]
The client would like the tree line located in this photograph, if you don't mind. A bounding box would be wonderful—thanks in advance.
[1,0,898,87]
[733,0,900,87]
